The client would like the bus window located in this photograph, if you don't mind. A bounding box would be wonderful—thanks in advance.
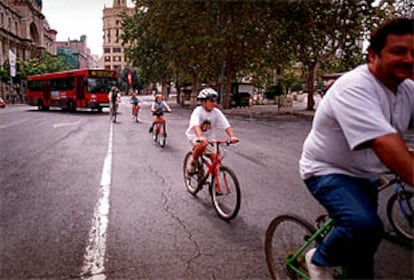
[87,77,117,93]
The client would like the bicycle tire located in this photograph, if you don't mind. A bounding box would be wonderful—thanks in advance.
[112,106,117,123]
[152,124,158,142]
[211,166,241,221]
[159,125,166,147]
[387,190,414,241]
[265,214,317,280]
[183,152,201,195]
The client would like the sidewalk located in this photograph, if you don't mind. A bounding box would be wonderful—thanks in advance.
[222,100,315,120]
[165,94,317,120]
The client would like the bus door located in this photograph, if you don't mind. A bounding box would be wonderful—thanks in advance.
[76,76,85,107]
[42,80,51,105]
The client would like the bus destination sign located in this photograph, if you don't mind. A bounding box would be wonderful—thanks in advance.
[89,70,116,78]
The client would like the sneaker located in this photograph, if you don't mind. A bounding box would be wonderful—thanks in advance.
[305,248,334,280]
[187,160,198,173]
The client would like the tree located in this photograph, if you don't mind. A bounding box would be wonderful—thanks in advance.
[123,1,288,108]
[274,0,383,110]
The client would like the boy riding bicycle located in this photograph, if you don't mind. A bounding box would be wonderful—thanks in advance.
[299,17,414,280]
[185,87,238,172]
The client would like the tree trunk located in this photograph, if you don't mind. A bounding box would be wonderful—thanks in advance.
[191,73,198,107]
[306,63,318,111]
[223,64,233,109]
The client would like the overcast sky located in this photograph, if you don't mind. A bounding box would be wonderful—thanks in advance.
[42,0,134,57]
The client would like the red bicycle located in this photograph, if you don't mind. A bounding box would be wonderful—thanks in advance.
[151,118,167,147]
[183,140,241,221]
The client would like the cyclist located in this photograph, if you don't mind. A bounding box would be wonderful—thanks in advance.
[185,87,238,172]
[149,94,171,134]
[130,90,141,121]
[299,17,414,280]
[108,86,119,118]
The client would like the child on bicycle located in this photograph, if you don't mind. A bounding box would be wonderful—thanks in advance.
[185,87,238,172]
[149,94,171,134]
[130,90,141,121]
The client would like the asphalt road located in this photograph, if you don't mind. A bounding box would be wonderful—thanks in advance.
[0,97,412,279]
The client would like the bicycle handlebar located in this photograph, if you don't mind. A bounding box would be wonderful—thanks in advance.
[196,139,239,145]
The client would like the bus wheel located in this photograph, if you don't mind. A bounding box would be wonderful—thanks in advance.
[68,100,76,112]
[37,100,43,111]
[97,107,103,113]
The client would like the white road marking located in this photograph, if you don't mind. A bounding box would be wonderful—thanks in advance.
[80,122,113,279]
[53,119,81,128]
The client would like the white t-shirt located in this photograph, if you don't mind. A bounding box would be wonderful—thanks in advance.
[300,64,414,180]
[185,106,231,141]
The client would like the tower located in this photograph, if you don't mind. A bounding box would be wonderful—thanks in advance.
[102,0,133,72]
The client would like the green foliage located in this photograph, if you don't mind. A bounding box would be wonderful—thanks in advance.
[0,54,72,88]
[122,0,394,109]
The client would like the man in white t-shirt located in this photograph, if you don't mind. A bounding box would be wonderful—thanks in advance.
[185,88,238,172]
[299,17,414,280]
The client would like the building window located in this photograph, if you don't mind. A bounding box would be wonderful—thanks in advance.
[113,56,122,62]
[104,56,111,62]
[104,48,110,53]
[113,47,121,53]
[116,29,119,43]
[107,30,111,43]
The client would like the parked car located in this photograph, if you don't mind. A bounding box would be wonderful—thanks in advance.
[0,97,6,108]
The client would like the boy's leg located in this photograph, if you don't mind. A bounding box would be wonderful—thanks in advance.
[305,174,383,278]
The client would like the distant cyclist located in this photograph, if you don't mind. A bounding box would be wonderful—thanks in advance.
[149,94,171,134]
[130,90,141,121]
[185,87,238,172]
[108,86,120,118]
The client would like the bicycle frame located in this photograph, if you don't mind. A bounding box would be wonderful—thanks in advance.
[154,119,165,135]
[285,174,410,279]
[198,141,230,193]
[286,218,335,280]
[379,174,412,222]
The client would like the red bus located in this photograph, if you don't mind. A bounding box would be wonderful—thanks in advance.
[26,69,118,112]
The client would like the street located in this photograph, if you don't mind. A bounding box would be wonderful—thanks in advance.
[0,97,412,279]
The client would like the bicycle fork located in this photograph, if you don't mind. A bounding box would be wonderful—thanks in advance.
[286,219,335,280]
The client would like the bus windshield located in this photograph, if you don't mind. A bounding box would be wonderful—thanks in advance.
[87,77,117,93]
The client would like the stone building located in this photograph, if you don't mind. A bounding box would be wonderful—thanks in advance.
[0,0,56,99]
[0,0,56,64]
[102,0,133,72]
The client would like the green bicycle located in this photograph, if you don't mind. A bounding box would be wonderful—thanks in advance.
[265,174,413,280]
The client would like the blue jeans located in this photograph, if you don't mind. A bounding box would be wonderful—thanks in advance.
[304,174,384,279]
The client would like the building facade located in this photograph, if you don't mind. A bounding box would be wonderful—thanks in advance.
[102,0,133,72]
[56,35,98,69]
[0,0,56,99]
[0,0,56,65]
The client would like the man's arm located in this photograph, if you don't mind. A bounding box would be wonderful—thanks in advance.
[372,133,414,186]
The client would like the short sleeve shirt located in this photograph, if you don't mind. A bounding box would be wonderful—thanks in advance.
[299,64,414,180]
[185,106,231,141]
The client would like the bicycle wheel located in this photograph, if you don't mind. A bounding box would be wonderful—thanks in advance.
[387,190,414,241]
[211,166,241,220]
[265,214,317,280]
[183,152,201,195]
[159,125,166,148]
[152,124,158,142]
[112,106,117,123]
